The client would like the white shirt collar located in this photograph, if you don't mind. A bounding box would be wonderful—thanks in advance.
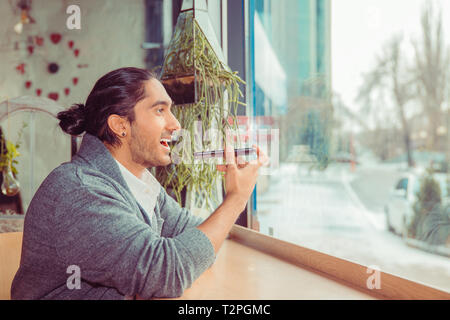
[114,159,161,216]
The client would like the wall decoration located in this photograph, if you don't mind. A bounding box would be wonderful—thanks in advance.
[15,63,26,74]
[49,32,61,44]
[13,29,88,102]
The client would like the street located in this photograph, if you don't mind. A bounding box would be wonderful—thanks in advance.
[256,162,450,293]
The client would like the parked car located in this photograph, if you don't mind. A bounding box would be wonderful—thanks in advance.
[384,173,449,236]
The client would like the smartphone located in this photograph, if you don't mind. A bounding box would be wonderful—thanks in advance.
[193,147,256,159]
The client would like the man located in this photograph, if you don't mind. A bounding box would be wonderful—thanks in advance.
[11,67,267,299]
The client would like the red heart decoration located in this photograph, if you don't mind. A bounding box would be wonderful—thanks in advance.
[15,63,26,74]
[25,81,32,89]
[36,89,42,96]
[74,49,80,57]
[64,88,70,96]
[35,36,44,46]
[27,46,34,55]
[50,33,62,44]
[68,40,74,49]
[48,92,59,101]
[72,77,79,85]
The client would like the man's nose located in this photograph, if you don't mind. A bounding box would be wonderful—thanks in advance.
[167,111,181,131]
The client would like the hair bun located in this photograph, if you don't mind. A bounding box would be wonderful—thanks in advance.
[57,103,87,135]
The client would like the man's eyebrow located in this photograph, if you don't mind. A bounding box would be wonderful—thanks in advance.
[150,100,174,108]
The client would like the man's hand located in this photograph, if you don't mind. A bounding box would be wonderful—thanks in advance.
[197,144,268,254]
[216,145,269,211]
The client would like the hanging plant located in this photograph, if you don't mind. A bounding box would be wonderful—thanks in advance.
[155,5,245,211]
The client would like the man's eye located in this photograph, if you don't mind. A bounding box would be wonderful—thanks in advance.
[157,108,164,113]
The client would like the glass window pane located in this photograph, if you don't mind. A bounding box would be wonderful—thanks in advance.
[249,0,450,292]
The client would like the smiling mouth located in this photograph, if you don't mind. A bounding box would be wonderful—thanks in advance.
[160,138,171,150]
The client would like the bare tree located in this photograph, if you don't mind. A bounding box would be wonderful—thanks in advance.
[357,35,415,167]
[412,1,450,151]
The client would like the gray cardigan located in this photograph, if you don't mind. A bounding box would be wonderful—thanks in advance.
[11,133,216,300]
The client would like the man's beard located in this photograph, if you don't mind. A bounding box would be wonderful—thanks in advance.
[129,125,160,168]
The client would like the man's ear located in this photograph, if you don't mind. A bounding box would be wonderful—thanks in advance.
[107,114,129,138]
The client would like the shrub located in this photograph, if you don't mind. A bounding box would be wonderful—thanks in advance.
[409,169,442,238]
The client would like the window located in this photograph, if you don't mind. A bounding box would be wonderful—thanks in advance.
[245,0,450,293]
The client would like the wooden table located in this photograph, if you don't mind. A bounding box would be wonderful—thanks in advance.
[164,239,378,300]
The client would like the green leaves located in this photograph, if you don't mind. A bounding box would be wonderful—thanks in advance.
[157,11,244,211]
[0,122,27,175]
[6,141,20,159]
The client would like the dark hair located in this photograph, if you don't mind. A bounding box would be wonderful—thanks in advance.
[57,67,155,147]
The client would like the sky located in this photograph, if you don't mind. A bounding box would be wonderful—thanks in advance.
[331,0,450,114]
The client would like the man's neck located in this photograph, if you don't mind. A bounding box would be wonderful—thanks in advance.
[104,142,145,179]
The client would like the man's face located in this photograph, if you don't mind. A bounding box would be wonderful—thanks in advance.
[127,78,181,168]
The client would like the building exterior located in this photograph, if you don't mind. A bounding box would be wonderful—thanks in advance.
[256,0,331,100]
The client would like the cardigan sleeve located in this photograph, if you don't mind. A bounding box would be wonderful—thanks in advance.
[157,187,207,238]
[53,180,215,299]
